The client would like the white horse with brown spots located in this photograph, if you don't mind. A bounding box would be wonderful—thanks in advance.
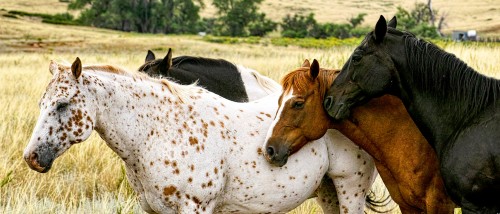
[24,58,377,213]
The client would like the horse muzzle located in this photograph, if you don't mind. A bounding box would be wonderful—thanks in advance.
[24,148,55,173]
[264,139,291,167]
[324,96,350,121]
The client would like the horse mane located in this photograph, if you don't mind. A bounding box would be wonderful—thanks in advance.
[83,64,198,102]
[281,66,340,100]
[396,31,500,118]
[138,56,238,73]
[84,65,129,75]
[236,65,281,94]
[172,56,237,70]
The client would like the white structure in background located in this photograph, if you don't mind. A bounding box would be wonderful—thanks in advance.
[452,30,478,41]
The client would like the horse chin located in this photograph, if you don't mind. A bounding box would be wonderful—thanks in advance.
[269,155,289,167]
[27,160,52,173]
[24,150,55,173]
[327,103,351,121]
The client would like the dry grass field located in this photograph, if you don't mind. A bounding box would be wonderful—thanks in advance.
[0,1,499,214]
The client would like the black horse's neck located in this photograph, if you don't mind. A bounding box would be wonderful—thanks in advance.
[394,34,499,153]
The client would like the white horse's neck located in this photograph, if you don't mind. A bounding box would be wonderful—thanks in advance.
[84,71,278,165]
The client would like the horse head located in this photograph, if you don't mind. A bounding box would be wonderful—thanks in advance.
[138,48,173,77]
[324,15,403,120]
[264,59,337,166]
[24,58,97,173]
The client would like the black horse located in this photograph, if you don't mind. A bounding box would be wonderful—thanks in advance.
[138,49,250,102]
[323,16,500,213]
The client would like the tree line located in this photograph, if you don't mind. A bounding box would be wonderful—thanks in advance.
[62,0,444,39]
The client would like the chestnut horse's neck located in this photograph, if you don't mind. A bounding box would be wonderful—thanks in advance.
[329,95,433,163]
[314,69,433,163]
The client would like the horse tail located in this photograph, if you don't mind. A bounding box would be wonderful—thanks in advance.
[237,65,281,94]
[364,186,397,213]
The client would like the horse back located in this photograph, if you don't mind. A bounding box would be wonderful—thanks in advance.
[169,56,249,102]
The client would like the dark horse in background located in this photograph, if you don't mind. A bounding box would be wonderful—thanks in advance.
[138,49,279,102]
[323,16,500,213]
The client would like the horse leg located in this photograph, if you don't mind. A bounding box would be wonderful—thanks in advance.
[315,176,340,214]
[122,165,158,213]
[323,129,377,214]
[424,176,456,214]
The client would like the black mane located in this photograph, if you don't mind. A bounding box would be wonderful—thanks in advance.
[138,56,238,72]
[172,56,238,71]
[399,31,500,120]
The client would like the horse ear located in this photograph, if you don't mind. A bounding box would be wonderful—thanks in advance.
[145,50,156,62]
[301,59,311,67]
[159,48,173,75]
[49,60,58,75]
[309,59,320,80]
[387,16,397,28]
[374,15,387,44]
[71,57,82,79]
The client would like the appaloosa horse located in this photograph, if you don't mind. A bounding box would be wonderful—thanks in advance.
[264,59,455,213]
[24,58,377,213]
[138,49,279,102]
[324,16,500,213]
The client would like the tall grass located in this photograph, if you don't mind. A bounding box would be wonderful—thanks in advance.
[0,18,499,213]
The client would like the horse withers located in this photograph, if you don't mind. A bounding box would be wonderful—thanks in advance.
[264,59,455,213]
[324,15,500,213]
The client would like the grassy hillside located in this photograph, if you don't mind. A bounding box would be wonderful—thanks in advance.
[0,2,499,214]
[1,0,499,37]
[203,0,500,37]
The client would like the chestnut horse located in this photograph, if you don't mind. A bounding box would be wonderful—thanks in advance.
[264,59,455,213]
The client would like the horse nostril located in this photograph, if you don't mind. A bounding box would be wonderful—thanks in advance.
[324,96,334,109]
[266,146,275,157]
[30,152,38,162]
[27,152,39,166]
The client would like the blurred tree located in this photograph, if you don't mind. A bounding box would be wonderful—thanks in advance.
[394,1,446,38]
[212,0,275,37]
[348,13,366,28]
[280,13,317,38]
[280,13,370,39]
[68,0,203,34]
[248,13,277,37]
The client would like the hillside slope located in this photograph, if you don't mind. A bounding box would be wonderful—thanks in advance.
[1,0,499,37]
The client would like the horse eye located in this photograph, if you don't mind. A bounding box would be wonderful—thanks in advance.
[292,101,304,109]
[352,55,362,63]
[56,102,69,111]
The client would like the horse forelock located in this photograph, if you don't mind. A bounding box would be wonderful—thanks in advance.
[281,67,339,100]
[138,59,162,72]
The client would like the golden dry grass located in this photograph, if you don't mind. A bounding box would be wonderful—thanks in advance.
[0,5,499,214]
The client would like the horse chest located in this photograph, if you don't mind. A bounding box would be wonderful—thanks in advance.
[218,138,329,213]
